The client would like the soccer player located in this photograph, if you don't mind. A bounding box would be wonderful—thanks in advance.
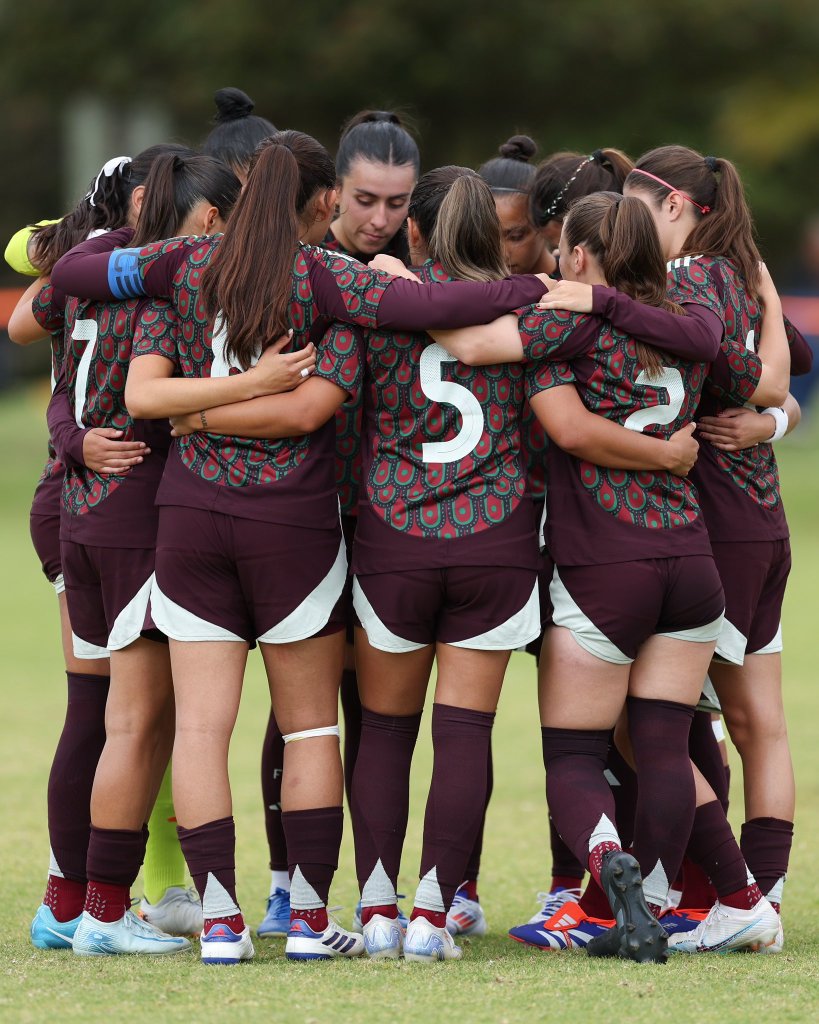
[6,145,198,950]
[201,87,277,185]
[51,130,552,964]
[622,146,813,951]
[38,153,245,957]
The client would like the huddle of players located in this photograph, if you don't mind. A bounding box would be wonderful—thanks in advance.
[6,86,810,965]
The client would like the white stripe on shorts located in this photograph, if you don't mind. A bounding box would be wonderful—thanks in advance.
[658,611,724,645]
[696,674,722,713]
[549,568,631,665]
[750,622,783,656]
[448,580,541,650]
[71,632,110,660]
[52,573,66,596]
[151,579,245,643]
[107,572,155,651]
[257,534,348,644]
[713,616,747,666]
[352,578,427,653]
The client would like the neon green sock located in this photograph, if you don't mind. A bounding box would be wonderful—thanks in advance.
[143,765,187,905]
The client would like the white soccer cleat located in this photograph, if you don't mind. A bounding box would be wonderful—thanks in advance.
[200,922,255,965]
[445,890,488,937]
[72,909,191,956]
[363,913,404,959]
[140,886,203,937]
[404,916,463,962]
[755,915,784,954]
[285,917,365,961]
[525,887,584,925]
[667,897,780,954]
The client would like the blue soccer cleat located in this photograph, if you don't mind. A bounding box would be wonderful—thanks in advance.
[72,909,190,956]
[200,921,255,965]
[257,887,291,938]
[30,904,81,950]
[509,900,613,951]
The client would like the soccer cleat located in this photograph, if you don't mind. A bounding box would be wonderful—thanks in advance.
[285,917,365,961]
[509,901,613,951]
[257,887,291,938]
[72,909,191,956]
[200,922,255,965]
[140,886,203,937]
[352,898,409,933]
[523,887,584,925]
[658,908,708,938]
[363,913,404,959]
[446,887,488,937]
[30,904,81,950]
[666,897,780,954]
[756,916,783,954]
[587,851,668,964]
[404,916,463,963]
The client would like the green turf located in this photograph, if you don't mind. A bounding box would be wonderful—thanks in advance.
[1,384,817,1023]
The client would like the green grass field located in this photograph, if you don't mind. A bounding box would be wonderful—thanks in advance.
[1,384,817,1023]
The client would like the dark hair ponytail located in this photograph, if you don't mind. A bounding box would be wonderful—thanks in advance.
[478,135,538,194]
[131,154,241,247]
[625,145,760,293]
[530,148,633,227]
[408,166,507,282]
[200,130,336,370]
[30,143,194,273]
[336,109,420,179]
[564,192,681,375]
[201,87,277,174]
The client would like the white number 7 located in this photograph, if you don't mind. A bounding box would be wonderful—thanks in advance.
[71,319,99,427]
[623,366,685,433]
[420,343,485,463]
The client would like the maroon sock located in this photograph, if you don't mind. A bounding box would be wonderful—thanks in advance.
[687,800,753,905]
[548,820,585,889]
[360,904,399,926]
[43,875,86,922]
[351,707,421,909]
[411,906,447,928]
[607,740,638,849]
[177,816,244,931]
[740,817,793,903]
[680,856,717,910]
[340,668,362,805]
[689,711,729,812]
[261,709,288,871]
[627,696,695,912]
[47,672,109,885]
[541,726,618,884]
[284,805,343,926]
[462,740,493,886]
[415,705,494,916]
[578,876,616,919]
[85,826,144,922]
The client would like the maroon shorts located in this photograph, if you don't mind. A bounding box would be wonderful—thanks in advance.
[152,506,347,644]
[30,469,64,589]
[62,541,158,657]
[710,539,790,663]
[341,512,358,645]
[550,556,725,664]
[525,501,553,659]
[353,565,540,652]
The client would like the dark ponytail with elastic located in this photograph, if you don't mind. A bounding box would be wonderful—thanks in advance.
[530,148,633,227]
[30,144,193,273]
[423,169,507,282]
[131,154,241,247]
[201,87,277,175]
[564,192,681,375]
[625,145,760,293]
[478,135,538,194]
[200,131,336,370]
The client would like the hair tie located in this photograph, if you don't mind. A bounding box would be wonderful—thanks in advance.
[704,155,719,174]
[590,149,606,164]
[85,156,132,207]
[543,155,594,219]
[630,167,711,215]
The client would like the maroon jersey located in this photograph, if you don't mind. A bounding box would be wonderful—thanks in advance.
[132,237,364,527]
[666,255,787,543]
[31,283,70,510]
[525,305,714,567]
[42,284,173,548]
[353,260,541,574]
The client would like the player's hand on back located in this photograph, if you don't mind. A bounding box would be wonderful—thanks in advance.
[82,428,148,476]
[664,422,699,476]
[369,254,418,281]
[697,406,774,451]
[537,279,594,313]
[248,330,315,395]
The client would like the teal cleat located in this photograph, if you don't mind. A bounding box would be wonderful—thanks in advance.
[30,904,81,950]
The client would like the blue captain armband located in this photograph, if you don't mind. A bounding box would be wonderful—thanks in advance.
[108,248,146,299]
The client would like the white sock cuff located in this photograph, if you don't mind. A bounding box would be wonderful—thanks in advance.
[282,724,340,744]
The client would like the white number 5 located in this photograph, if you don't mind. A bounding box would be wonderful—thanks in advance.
[623,366,685,433]
[420,343,484,463]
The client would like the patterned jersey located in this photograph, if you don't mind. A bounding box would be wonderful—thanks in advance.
[131,237,365,527]
[666,255,787,543]
[31,283,70,511]
[353,261,540,574]
[41,284,173,548]
[526,305,713,566]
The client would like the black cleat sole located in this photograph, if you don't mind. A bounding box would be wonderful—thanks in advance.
[588,851,668,964]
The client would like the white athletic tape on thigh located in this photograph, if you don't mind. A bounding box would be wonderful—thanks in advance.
[52,573,66,596]
[282,725,340,744]
[711,718,726,743]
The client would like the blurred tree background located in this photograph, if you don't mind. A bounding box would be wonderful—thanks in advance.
[1,0,819,283]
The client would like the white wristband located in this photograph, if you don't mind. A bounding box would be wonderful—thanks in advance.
[762,406,788,443]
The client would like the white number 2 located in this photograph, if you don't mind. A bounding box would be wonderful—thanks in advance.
[71,319,99,427]
[623,366,685,433]
[420,343,485,463]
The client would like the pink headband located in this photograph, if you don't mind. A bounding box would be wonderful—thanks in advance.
[630,167,711,215]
